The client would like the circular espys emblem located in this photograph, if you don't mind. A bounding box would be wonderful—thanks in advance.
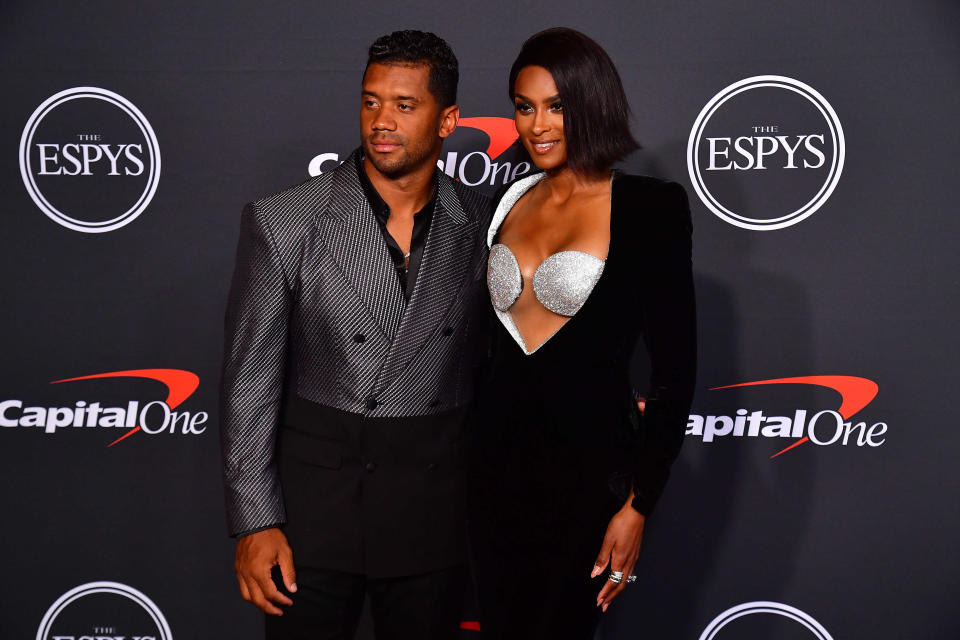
[20,87,161,233]
[687,75,844,230]
[699,601,833,640]
[36,581,172,640]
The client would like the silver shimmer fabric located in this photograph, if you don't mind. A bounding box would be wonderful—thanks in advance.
[486,173,606,354]
[487,244,604,317]
[531,250,605,317]
[488,243,523,312]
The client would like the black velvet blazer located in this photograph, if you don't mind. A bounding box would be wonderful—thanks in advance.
[614,174,697,513]
[471,172,697,517]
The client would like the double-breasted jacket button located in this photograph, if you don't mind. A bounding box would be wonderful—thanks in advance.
[353,333,366,343]
[427,462,438,471]
[365,461,377,473]
[442,326,454,337]
[365,396,378,411]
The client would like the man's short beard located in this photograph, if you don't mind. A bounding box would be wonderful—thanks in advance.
[362,137,437,179]
[367,153,411,178]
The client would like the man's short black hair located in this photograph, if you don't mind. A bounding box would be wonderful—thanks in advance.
[366,30,459,108]
[509,27,640,175]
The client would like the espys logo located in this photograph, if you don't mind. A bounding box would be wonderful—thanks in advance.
[20,87,161,233]
[1,369,207,447]
[687,376,886,458]
[699,601,833,640]
[37,581,172,640]
[309,116,533,187]
[687,76,844,230]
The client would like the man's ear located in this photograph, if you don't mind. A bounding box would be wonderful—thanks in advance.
[438,104,459,139]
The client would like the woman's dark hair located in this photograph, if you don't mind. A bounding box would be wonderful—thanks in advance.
[366,30,459,109]
[509,27,639,175]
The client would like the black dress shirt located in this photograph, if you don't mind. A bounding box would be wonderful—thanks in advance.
[356,153,436,300]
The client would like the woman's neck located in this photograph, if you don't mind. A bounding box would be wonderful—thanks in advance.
[540,166,612,202]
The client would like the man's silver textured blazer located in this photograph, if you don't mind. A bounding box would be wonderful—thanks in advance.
[219,150,491,536]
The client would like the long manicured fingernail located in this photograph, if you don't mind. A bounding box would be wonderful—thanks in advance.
[602,603,609,612]
[289,583,298,592]
[591,565,602,578]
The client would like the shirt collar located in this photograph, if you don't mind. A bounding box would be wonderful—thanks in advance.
[356,151,390,222]
[356,152,439,222]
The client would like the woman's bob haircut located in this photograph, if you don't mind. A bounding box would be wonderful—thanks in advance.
[509,27,639,176]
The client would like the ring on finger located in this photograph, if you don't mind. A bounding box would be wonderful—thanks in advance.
[607,570,624,584]
[627,575,637,583]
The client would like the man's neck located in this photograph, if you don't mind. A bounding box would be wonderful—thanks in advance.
[363,157,436,219]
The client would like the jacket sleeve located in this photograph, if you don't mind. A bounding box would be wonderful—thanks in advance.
[219,202,291,536]
[631,182,697,516]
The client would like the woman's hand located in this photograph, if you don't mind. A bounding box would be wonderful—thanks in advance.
[592,495,645,612]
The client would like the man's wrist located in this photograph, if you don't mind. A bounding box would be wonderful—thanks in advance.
[235,523,282,539]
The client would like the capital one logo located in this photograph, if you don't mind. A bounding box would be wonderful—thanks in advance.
[20,87,161,233]
[687,76,844,230]
[1,369,207,447]
[699,601,833,640]
[309,116,532,187]
[37,581,172,640]
[686,375,887,458]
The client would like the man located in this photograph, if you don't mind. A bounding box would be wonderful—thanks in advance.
[220,30,490,639]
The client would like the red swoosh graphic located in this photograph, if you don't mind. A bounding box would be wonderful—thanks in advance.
[460,621,481,632]
[710,376,879,458]
[458,117,519,160]
[50,369,200,447]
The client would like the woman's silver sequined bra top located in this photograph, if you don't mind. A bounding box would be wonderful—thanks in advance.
[487,244,604,317]
[486,173,606,354]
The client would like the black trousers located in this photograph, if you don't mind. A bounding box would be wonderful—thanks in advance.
[264,564,466,640]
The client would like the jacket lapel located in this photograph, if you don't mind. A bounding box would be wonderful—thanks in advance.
[316,150,405,339]
[375,176,478,389]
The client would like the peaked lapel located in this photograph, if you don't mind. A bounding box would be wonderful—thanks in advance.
[316,150,405,340]
[375,175,478,390]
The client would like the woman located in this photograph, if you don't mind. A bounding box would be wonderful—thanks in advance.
[467,28,697,638]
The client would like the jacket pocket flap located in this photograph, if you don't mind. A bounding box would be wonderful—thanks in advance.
[279,428,342,470]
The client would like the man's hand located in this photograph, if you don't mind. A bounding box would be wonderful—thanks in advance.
[234,527,297,615]
[591,497,645,613]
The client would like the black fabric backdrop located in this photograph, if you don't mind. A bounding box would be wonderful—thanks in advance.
[2,1,958,638]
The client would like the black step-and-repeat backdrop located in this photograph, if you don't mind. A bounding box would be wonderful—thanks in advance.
[3,1,959,638]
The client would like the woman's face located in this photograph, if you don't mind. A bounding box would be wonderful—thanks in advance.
[513,65,566,172]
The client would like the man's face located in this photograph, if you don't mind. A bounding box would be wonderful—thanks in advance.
[360,62,451,179]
